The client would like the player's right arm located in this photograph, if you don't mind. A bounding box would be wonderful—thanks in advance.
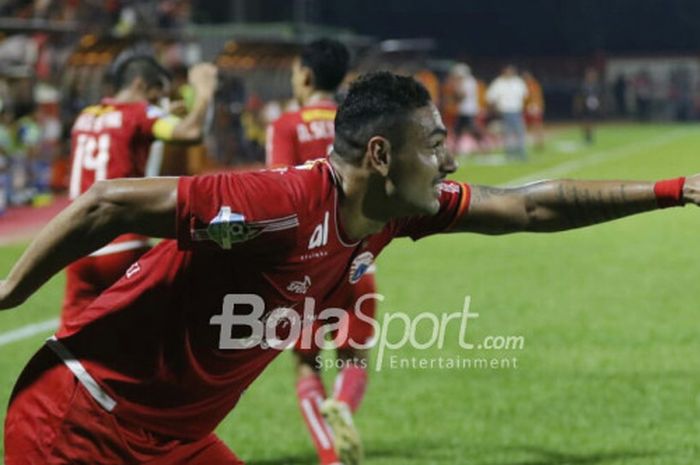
[0,177,177,310]
[456,175,700,234]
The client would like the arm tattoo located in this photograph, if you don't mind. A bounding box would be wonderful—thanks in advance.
[465,181,655,234]
[544,181,653,229]
[471,185,514,203]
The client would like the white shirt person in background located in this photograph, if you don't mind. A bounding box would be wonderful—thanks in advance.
[451,63,482,147]
[487,64,529,159]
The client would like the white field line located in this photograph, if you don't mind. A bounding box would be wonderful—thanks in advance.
[500,128,690,187]
[0,317,58,347]
[0,128,692,348]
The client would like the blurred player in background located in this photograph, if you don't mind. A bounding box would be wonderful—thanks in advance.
[522,70,545,150]
[266,38,372,465]
[579,67,602,144]
[61,56,217,334]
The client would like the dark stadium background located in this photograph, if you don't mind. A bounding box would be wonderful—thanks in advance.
[197,0,700,56]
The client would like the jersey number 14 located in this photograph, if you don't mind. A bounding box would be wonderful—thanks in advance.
[69,133,111,199]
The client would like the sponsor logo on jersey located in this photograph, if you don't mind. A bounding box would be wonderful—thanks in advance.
[125,262,141,279]
[308,211,329,249]
[349,251,374,284]
[192,206,299,249]
[299,250,328,261]
[287,275,312,294]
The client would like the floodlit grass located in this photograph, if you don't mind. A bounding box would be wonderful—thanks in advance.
[1,124,699,464]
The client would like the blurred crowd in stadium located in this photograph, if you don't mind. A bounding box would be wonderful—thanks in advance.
[3,0,700,216]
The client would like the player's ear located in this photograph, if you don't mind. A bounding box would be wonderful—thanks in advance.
[366,136,391,177]
[303,67,314,88]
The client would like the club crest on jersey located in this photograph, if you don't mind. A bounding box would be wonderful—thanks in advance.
[287,275,311,294]
[192,206,299,249]
[308,211,329,249]
[349,251,374,284]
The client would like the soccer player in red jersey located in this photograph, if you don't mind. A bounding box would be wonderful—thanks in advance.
[62,56,217,334]
[267,39,371,465]
[1,72,699,465]
[266,39,347,167]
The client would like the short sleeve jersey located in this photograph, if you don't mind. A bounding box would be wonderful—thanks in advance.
[57,159,471,440]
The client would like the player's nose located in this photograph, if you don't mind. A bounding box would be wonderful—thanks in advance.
[439,150,458,175]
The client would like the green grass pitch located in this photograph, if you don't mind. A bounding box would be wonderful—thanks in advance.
[1,124,699,464]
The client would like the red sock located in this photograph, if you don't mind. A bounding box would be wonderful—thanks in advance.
[296,374,339,465]
[333,364,368,413]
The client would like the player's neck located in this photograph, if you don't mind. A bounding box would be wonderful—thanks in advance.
[303,91,335,106]
[330,155,395,241]
[113,89,147,104]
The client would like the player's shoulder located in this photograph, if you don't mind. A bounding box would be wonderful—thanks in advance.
[204,159,335,212]
[272,156,334,186]
[107,99,163,118]
[265,158,336,210]
[79,104,105,116]
[271,108,302,129]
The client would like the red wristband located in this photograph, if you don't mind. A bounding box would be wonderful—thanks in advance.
[654,177,685,208]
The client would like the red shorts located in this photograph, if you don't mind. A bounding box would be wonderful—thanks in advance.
[4,345,244,465]
[524,111,543,126]
[295,272,377,356]
[60,238,149,335]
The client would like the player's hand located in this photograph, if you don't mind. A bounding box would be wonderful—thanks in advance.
[188,63,218,97]
[682,174,700,206]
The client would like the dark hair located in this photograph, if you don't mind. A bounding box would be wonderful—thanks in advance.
[300,38,350,92]
[113,55,171,91]
[333,71,432,162]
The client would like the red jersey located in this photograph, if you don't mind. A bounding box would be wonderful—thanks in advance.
[54,160,471,440]
[266,99,337,166]
[68,99,164,199]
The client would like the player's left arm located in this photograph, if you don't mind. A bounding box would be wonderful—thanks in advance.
[456,175,700,234]
[0,177,178,310]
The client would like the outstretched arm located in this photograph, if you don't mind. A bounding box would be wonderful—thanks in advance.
[0,177,178,309]
[457,176,699,234]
